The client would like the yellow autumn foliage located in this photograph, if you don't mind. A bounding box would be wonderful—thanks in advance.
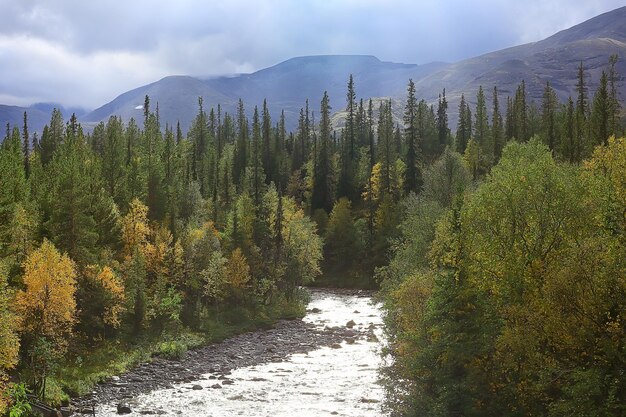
[16,239,77,346]
[0,272,19,414]
[122,198,150,255]
[227,248,251,290]
[94,266,125,328]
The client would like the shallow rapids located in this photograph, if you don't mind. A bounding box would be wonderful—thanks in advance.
[95,289,387,416]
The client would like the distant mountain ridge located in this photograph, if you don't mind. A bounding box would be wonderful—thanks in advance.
[2,6,626,135]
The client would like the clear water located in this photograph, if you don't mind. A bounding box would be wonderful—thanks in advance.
[95,290,387,416]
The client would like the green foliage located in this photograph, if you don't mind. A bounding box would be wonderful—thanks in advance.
[7,383,31,417]
[325,198,363,268]
[381,138,626,417]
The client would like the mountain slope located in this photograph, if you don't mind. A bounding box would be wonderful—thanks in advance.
[84,55,448,131]
[412,6,626,122]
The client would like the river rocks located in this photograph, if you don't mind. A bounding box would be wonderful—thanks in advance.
[191,385,203,390]
[117,402,132,414]
[310,307,322,313]
[360,397,380,403]
[367,333,379,342]
[73,288,382,413]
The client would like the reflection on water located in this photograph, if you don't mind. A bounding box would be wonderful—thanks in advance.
[96,290,387,416]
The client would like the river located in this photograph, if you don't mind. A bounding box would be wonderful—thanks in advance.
[91,289,387,416]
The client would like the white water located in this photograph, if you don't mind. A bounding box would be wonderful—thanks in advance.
[95,290,387,417]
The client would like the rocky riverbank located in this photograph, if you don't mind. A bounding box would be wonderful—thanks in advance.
[71,289,378,414]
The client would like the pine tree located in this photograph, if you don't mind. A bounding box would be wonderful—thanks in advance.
[338,75,358,201]
[0,127,28,253]
[474,86,491,165]
[251,106,263,205]
[563,97,576,163]
[437,89,449,149]
[378,100,396,196]
[311,91,333,212]
[47,139,98,264]
[404,79,421,194]
[575,61,589,162]
[262,99,273,184]
[607,54,621,138]
[541,81,558,151]
[234,99,248,188]
[492,86,504,162]
[102,116,128,208]
[40,108,64,165]
[590,71,610,146]
[22,111,30,179]
[456,94,470,153]
[514,80,528,141]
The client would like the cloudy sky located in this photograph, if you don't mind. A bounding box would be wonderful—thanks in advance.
[0,0,623,110]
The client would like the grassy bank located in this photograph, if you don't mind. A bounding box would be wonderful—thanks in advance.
[28,296,306,406]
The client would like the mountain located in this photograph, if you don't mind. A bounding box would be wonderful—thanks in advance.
[83,55,448,131]
[0,105,50,137]
[1,103,88,137]
[3,6,626,135]
[411,6,626,122]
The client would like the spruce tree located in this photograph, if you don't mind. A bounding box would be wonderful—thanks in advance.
[590,71,610,146]
[251,106,263,206]
[404,79,421,194]
[262,99,273,184]
[474,86,491,165]
[437,89,449,150]
[311,91,333,213]
[456,94,469,153]
[22,111,30,179]
[234,99,248,188]
[378,100,395,196]
[541,81,558,151]
[607,54,621,137]
[492,86,504,162]
[575,61,588,162]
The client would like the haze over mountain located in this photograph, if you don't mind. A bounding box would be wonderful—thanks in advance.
[2,6,625,134]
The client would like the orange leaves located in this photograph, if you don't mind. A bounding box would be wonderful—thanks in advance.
[16,239,77,345]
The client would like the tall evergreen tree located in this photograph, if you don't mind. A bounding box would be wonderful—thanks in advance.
[22,111,30,179]
[262,99,273,184]
[403,80,419,195]
[562,97,576,163]
[474,86,491,165]
[234,99,248,188]
[437,89,449,150]
[607,54,621,137]
[541,81,559,151]
[574,61,589,162]
[492,86,504,162]
[250,106,264,206]
[590,71,610,146]
[311,92,333,212]
[40,108,64,165]
[513,80,528,141]
[378,100,396,196]
[456,94,470,154]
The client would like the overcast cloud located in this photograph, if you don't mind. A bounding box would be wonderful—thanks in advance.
[0,0,623,109]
